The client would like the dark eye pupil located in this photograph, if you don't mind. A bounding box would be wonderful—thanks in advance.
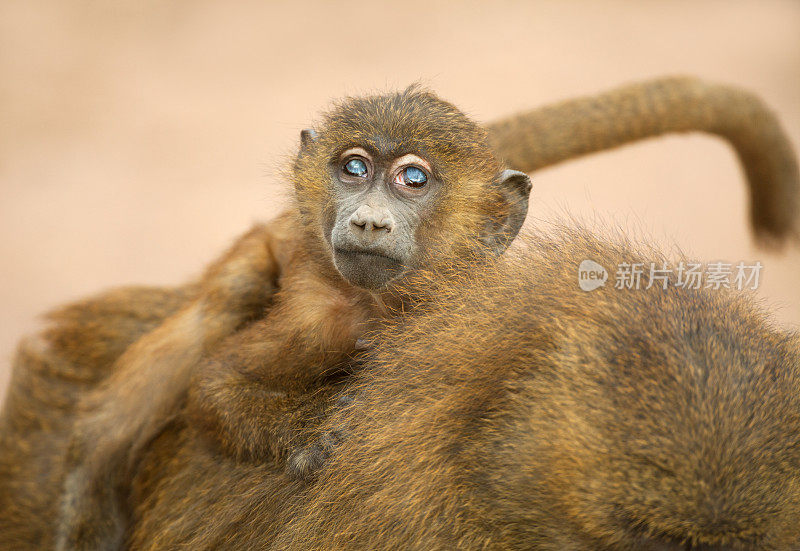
[404,166,427,186]
[344,158,368,177]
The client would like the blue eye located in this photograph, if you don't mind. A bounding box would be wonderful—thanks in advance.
[396,166,428,188]
[343,157,368,178]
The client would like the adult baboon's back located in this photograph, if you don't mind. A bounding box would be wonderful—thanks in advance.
[126,228,800,550]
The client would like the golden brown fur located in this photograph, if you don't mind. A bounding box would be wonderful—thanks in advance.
[55,219,284,548]
[10,228,799,550]
[0,76,797,549]
[55,86,534,549]
[488,76,800,242]
[0,285,193,548]
[120,227,800,550]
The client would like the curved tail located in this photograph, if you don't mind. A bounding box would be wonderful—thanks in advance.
[486,76,800,243]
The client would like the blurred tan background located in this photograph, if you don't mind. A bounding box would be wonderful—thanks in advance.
[1,0,799,396]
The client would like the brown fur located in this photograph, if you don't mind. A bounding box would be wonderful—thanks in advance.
[488,76,800,243]
[0,285,192,548]
[51,217,291,548]
[55,87,532,549]
[121,227,800,550]
[0,77,797,549]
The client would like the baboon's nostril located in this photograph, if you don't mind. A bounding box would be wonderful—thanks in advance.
[349,205,394,235]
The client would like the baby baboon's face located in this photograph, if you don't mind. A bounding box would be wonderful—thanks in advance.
[293,88,532,291]
[325,146,440,290]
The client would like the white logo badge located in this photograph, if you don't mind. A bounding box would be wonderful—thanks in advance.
[578,260,608,292]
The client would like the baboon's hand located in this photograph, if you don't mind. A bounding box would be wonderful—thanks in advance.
[285,393,355,480]
[285,428,344,480]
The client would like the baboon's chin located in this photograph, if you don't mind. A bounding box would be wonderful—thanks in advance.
[333,249,404,290]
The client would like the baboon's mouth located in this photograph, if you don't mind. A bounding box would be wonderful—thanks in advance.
[332,248,405,290]
[334,248,401,265]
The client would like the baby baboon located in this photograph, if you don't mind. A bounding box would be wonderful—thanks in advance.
[122,227,800,550]
[0,76,797,550]
[57,86,535,550]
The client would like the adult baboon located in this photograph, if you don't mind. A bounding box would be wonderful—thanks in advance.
[123,228,800,550]
[0,76,797,549]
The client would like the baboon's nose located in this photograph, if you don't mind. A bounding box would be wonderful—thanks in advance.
[349,205,394,239]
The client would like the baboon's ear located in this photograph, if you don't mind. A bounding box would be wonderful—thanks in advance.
[480,169,532,254]
[300,129,318,153]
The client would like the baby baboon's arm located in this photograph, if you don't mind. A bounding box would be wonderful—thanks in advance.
[190,265,374,464]
[56,214,294,551]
